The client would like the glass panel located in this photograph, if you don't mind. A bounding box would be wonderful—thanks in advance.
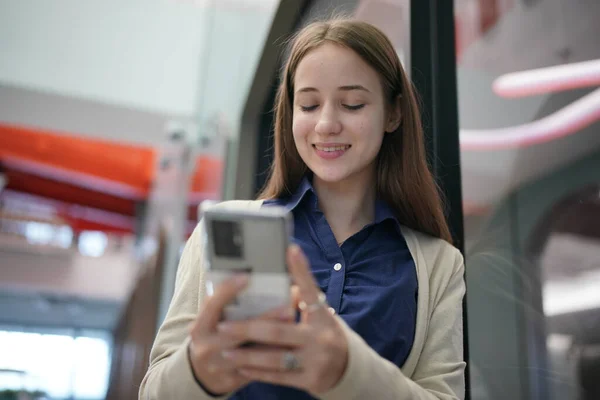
[72,336,111,399]
[294,0,410,71]
[353,0,410,72]
[33,334,75,399]
[456,0,600,399]
[0,330,73,397]
[198,0,281,199]
[0,328,111,399]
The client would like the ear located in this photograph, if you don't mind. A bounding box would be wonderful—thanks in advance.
[385,95,402,133]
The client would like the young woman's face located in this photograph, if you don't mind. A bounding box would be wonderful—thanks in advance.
[292,43,398,186]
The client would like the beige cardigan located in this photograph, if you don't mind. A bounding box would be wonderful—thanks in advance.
[139,200,466,400]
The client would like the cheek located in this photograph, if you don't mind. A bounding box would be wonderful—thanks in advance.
[357,114,385,146]
[292,115,314,144]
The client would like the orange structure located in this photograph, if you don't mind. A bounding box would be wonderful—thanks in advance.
[0,122,223,235]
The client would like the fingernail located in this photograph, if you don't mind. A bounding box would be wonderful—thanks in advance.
[217,323,232,333]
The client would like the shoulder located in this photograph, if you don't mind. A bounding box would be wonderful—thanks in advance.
[400,225,464,286]
[189,199,265,238]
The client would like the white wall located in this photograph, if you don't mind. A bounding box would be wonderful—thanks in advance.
[0,0,279,147]
[0,0,208,116]
[194,3,279,134]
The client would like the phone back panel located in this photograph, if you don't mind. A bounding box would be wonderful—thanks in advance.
[202,206,293,319]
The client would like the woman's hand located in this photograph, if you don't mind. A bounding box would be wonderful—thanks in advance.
[188,274,295,395]
[216,245,349,395]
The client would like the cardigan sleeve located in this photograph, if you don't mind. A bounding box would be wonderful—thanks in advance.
[318,244,466,400]
[138,220,230,400]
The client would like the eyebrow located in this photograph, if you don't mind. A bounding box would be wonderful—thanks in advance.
[295,85,371,94]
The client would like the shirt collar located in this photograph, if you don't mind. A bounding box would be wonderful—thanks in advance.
[282,176,400,227]
[374,198,399,226]
[281,176,315,211]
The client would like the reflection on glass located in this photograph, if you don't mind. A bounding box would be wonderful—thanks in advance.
[456,0,600,399]
[198,0,281,200]
[353,0,410,71]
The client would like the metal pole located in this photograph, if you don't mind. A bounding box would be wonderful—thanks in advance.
[411,1,469,399]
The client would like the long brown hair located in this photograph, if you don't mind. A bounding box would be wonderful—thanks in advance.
[258,18,452,243]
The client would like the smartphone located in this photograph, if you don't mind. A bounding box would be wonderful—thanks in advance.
[201,201,293,321]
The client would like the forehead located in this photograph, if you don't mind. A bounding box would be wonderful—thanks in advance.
[294,43,381,92]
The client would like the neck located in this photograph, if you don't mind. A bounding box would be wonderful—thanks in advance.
[312,172,376,243]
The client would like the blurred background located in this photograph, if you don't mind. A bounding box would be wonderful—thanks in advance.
[0,0,598,399]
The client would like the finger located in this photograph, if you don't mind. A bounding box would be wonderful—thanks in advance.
[257,304,296,322]
[290,285,301,310]
[287,245,329,321]
[287,245,320,302]
[217,319,307,347]
[222,346,302,372]
[202,347,239,374]
[291,285,314,323]
[189,330,244,352]
[192,302,294,341]
[192,274,249,336]
[189,334,244,361]
[188,336,237,378]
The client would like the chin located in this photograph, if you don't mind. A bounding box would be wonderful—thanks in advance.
[310,167,350,184]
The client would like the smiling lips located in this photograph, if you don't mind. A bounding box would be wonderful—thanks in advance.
[313,144,351,159]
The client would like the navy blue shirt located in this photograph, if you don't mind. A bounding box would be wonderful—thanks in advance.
[230,177,418,400]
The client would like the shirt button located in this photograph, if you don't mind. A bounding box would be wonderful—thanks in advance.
[333,263,342,271]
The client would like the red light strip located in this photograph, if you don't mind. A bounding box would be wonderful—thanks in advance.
[461,59,600,151]
[492,59,600,98]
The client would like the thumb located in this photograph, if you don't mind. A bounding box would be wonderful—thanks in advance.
[192,274,249,336]
[287,244,320,300]
[290,285,301,310]
[287,244,330,323]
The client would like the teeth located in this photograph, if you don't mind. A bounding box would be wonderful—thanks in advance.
[315,145,350,152]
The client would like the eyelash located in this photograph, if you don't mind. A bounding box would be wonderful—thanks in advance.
[299,104,365,112]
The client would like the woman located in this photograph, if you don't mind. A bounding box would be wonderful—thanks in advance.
[140,18,466,400]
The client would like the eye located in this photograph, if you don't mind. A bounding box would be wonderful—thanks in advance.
[300,105,318,112]
[343,104,365,111]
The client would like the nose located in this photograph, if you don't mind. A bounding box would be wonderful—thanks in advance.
[314,104,342,135]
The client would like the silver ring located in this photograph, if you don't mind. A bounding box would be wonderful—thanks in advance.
[282,351,301,371]
[298,292,327,313]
